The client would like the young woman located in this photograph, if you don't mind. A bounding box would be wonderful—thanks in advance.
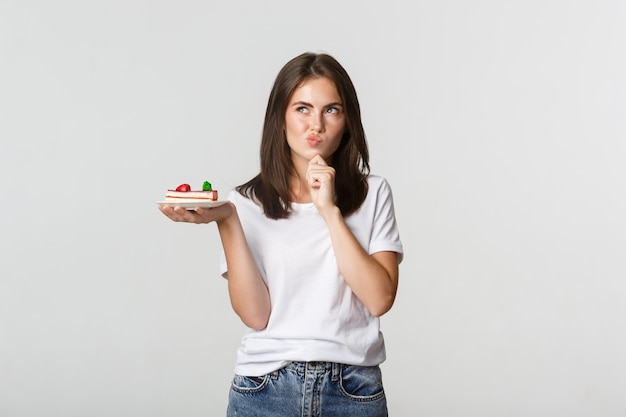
[160,52,403,417]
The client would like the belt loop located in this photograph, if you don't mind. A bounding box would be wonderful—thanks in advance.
[331,362,340,382]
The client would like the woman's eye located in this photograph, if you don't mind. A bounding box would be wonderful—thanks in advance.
[296,107,309,113]
[326,107,339,114]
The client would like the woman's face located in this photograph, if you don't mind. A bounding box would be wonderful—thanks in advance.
[284,76,346,166]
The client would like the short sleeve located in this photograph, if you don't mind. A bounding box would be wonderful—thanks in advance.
[368,177,404,264]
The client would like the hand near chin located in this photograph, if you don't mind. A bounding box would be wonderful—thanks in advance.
[307,154,337,212]
[159,202,234,224]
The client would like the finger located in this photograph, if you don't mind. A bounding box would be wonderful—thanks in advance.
[159,205,180,221]
[309,154,327,166]
[160,205,206,223]
[173,206,200,222]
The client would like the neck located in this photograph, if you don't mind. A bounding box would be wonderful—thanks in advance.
[289,173,311,203]
[288,153,311,203]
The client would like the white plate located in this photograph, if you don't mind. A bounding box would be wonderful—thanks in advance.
[156,199,229,209]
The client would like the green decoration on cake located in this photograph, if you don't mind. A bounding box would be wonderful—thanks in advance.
[202,181,212,191]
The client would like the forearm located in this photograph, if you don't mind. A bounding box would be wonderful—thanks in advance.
[217,205,271,330]
[320,206,399,317]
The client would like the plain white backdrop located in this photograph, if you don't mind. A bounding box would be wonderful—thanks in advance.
[1,1,625,416]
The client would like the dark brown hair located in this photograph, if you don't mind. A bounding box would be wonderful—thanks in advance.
[237,52,370,219]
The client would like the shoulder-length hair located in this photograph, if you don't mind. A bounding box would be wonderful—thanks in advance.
[237,52,370,219]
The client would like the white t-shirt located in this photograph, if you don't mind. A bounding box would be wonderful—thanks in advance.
[220,175,403,376]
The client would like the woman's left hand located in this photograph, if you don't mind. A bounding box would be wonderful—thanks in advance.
[307,154,337,212]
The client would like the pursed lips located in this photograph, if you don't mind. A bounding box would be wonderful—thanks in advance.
[307,134,321,146]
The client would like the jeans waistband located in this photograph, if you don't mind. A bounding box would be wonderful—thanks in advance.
[282,361,341,381]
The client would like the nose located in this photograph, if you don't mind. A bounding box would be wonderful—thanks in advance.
[311,111,324,132]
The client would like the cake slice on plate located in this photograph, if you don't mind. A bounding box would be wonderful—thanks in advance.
[165,181,218,201]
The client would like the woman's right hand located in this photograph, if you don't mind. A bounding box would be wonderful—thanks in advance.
[158,202,235,224]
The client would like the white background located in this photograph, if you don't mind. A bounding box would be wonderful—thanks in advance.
[1,1,625,416]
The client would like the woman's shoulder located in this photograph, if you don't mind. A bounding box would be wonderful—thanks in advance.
[366,174,386,183]
[228,188,256,204]
[228,188,265,214]
[366,174,393,191]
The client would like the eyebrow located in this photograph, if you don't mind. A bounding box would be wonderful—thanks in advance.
[291,100,344,108]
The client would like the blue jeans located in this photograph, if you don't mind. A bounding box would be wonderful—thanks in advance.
[227,362,388,416]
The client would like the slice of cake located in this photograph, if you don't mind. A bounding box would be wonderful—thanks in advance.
[165,181,218,201]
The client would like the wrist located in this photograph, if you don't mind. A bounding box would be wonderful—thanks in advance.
[216,202,238,229]
[318,204,341,222]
